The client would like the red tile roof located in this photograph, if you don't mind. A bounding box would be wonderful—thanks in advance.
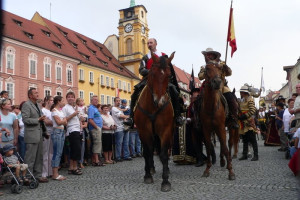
[37,13,139,79]
[2,10,139,80]
[2,10,77,60]
[173,65,201,92]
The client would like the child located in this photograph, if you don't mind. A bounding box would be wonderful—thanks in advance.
[3,144,28,182]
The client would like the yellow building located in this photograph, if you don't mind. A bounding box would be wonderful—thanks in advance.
[32,12,140,104]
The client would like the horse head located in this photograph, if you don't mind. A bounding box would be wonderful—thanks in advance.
[148,52,175,107]
[204,62,222,90]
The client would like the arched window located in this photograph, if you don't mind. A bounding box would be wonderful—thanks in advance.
[126,38,133,55]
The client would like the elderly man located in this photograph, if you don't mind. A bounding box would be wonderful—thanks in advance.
[124,38,183,127]
[21,88,48,182]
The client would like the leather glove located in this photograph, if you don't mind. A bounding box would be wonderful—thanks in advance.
[140,68,149,77]
[238,114,247,120]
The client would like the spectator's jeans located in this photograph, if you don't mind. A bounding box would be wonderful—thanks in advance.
[51,128,65,168]
[115,131,130,159]
[18,135,26,160]
[130,131,141,155]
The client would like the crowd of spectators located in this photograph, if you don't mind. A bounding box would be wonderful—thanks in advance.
[0,89,141,196]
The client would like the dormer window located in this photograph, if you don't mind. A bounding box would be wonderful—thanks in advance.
[87,47,96,55]
[79,52,90,60]
[68,40,78,49]
[24,31,34,39]
[105,55,112,61]
[97,58,108,66]
[42,30,51,37]
[53,41,62,49]
[13,19,22,26]
[57,27,68,37]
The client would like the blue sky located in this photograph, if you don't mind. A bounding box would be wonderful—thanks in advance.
[3,0,300,96]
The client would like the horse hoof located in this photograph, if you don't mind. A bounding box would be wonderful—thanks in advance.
[232,155,237,159]
[161,182,171,192]
[220,160,226,167]
[150,168,156,175]
[228,174,236,180]
[144,177,154,184]
[202,172,210,178]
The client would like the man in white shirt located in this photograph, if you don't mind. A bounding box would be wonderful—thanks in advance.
[111,97,131,162]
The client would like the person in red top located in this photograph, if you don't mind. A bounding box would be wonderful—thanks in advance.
[124,38,183,127]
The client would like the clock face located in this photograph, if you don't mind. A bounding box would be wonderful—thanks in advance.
[125,23,133,33]
[141,25,145,34]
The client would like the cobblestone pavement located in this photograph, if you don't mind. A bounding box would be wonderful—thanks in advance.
[1,140,299,200]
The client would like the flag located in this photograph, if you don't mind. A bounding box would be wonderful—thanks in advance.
[260,67,265,92]
[227,7,237,57]
[189,68,195,91]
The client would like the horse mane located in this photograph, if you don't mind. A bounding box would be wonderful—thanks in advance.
[159,56,167,69]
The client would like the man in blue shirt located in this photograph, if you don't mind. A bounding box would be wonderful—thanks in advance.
[88,95,104,166]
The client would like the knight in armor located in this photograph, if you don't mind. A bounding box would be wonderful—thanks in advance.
[198,48,239,129]
[124,38,183,127]
[238,85,259,161]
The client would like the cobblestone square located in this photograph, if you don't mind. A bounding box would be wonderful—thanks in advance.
[1,140,299,200]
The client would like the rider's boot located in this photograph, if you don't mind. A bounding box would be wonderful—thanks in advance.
[169,84,184,126]
[223,92,239,129]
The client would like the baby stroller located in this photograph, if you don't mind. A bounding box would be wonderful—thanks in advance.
[1,145,39,194]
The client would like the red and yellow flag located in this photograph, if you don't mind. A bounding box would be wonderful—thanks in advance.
[227,8,237,57]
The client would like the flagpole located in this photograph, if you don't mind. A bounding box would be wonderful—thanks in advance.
[225,0,233,64]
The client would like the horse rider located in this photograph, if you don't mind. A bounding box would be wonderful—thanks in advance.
[124,38,183,127]
[198,48,239,129]
[238,84,259,161]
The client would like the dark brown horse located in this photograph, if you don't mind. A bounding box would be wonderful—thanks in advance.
[199,62,235,180]
[134,52,175,192]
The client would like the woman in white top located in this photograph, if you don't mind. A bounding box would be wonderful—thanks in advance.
[101,105,116,164]
[41,96,54,179]
[50,96,67,181]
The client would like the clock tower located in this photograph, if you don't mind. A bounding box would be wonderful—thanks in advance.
[118,1,149,77]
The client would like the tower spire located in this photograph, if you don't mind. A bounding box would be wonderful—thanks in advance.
[130,0,136,7]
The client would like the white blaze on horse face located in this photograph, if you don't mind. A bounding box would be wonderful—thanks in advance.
[158,96,166,106]
[161,69,164,75]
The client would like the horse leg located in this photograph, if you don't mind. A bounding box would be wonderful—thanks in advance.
[159,145,171,192]
[216,127,235,180]
[233,128,239,158]
[202,131,212,177]
[210,142,216,165]
[142,143,154,184]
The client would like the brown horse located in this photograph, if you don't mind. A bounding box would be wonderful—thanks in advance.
[199,62,235,180]
[134,52,175,192]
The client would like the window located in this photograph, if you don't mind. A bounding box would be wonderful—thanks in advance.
[30,60,36,74]
[57,91,62,96]
[100,75,104,86]
[100,94,105,104]
[123,81,126,91]
[112,97,115,104]
[89,92,94,102]
[45,90,51,97]
[126,38,133,54]
[79,69,84,81]
[89,72,94,83]
[44,63,50,78]
[128,83,131,92]
[6,83,14,99]
[67,69,72,82]
[118,80,122,89]
[6,47,15,70]
[79,90,84,99]
[106,76,110,87]
[106,96,110,105]
[111,78,115,88]
[56,66,62,80]
[28,53,37,76]
[7,54,14,69]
